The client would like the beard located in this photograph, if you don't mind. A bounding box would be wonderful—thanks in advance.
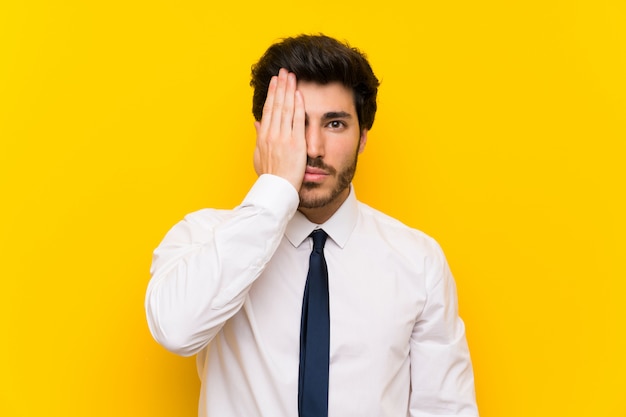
[298,154,358,209]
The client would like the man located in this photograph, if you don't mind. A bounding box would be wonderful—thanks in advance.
[145,34,478,417]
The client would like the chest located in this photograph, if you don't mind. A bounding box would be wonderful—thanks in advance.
[243,237,427,360]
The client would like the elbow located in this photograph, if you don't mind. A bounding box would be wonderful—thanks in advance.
[145,294,210,357]
[146,308,209,357]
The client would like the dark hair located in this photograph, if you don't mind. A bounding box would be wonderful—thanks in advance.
[250,34,380,131]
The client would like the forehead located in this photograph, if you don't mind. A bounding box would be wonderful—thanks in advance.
[296,81,356,116]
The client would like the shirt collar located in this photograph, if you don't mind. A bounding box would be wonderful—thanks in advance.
[285,185,359,249]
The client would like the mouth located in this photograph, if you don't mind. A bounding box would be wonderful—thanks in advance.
[306,166,328,175]
[303,166,329,182]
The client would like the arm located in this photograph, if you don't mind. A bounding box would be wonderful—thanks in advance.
[145,69,307,356]
[145,175,298,356]
[409,244,479,416]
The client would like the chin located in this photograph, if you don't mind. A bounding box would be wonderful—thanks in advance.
[299,183,347,210]
[299,194,331,210]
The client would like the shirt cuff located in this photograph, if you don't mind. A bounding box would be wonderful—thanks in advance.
[240,174,300,219]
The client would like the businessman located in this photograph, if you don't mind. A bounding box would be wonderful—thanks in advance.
[146,34,479,417]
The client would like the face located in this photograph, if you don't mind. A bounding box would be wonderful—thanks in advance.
[297,81,367,217]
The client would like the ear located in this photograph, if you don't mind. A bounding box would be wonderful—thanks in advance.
[358,129,368,154]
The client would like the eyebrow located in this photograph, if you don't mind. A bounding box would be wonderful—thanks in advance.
[321,111,352,121]
[305,111,353,124]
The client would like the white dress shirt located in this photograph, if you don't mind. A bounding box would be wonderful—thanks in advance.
[146,174,478,417]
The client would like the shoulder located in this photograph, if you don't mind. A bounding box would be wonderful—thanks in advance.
[351,201,452,290]
[355,201,445,259]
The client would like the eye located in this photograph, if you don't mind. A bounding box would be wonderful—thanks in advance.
[327,120,346,129]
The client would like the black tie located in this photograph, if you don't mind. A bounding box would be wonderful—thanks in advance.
[298,229,330,417]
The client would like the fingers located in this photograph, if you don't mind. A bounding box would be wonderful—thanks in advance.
[263,68,296,142]
[292,90,305,142]
[279,71,297,136]
[258,75,278,141]
[257,68,301,147]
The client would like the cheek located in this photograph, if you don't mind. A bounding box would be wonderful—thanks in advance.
[320,129,361,169]
[332,143,360,171]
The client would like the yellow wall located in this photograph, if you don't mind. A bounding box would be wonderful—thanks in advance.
[1,1,624,416]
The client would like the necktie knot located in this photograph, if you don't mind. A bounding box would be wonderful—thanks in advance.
[310,229,328,252]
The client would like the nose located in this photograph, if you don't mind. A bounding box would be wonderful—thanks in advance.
[305,124,324,159]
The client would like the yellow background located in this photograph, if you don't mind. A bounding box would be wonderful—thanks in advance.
[1,0,624,416]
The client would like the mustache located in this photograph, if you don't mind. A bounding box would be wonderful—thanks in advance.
[306,157,337,175]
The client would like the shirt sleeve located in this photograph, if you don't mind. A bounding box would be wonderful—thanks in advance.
[145,174,299,357]
[409,242,479,416]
